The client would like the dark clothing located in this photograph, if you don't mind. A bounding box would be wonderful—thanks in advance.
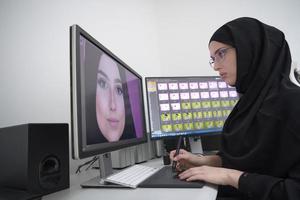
[210,17,300,199]
[219,79,300,200]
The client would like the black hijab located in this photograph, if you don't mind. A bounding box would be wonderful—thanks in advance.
[209,17,300,175]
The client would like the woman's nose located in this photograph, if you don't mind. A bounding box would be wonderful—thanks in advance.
[213,63,221,71]
[109,90,117,111]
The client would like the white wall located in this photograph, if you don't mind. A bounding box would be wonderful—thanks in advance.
[0,0,160,128]
[155,0,300,76]
[1,0,300,173]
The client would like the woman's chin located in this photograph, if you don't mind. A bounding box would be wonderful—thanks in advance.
[224,78,236,86]
[106,132,122,142]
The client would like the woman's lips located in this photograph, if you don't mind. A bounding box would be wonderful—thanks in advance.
[220,73,226,79]
[107,118,119,128]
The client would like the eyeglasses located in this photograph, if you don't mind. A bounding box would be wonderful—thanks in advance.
[209,47,234,68]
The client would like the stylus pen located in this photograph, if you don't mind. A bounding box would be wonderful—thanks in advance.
[172,135,183,172]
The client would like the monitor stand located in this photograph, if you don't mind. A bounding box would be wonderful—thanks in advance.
[188,136,203,155]
[80,153,126,188]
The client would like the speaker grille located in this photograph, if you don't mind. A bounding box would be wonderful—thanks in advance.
[38,155,62,190]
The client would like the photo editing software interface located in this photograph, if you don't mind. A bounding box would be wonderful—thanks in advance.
[146,77,239,139]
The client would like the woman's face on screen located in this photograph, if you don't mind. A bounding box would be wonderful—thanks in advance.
[96,54,125,142]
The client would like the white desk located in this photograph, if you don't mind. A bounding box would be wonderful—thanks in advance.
[43,158,218,200]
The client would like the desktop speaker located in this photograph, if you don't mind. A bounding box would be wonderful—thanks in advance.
[0,123,69,197]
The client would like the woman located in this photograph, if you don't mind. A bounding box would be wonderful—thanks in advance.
[170,17,300,199]
[96,53,136,142]
[96,53,126,142]
[82,38,136,144]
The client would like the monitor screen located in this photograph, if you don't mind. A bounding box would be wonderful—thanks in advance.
[70,25,147,159]
[146,76,239,139]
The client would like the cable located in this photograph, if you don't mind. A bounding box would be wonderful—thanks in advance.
[75,156,99,174]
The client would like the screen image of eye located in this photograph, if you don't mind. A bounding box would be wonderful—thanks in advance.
[116,86,123,95]
[98,78,107,89]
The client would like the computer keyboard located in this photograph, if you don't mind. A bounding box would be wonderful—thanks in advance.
[104,164,163,188]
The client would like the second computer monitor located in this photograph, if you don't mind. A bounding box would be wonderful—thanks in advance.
[146,76,239,139]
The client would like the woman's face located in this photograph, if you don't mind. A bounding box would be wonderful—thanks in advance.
[209,41,237,86]
[96,54,125,142]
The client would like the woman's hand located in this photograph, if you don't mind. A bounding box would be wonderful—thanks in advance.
[169,149,204,171]
[169,149,222,172]
[178,165,243,188]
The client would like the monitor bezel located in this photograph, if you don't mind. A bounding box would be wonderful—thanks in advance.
[70,24,147,159]
[145,76,233,140]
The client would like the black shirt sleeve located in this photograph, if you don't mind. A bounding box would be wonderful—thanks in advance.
[238,163,300,200]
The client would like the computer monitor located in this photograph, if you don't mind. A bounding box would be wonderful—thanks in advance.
[70,25,147,186]
[146,76,239,152]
